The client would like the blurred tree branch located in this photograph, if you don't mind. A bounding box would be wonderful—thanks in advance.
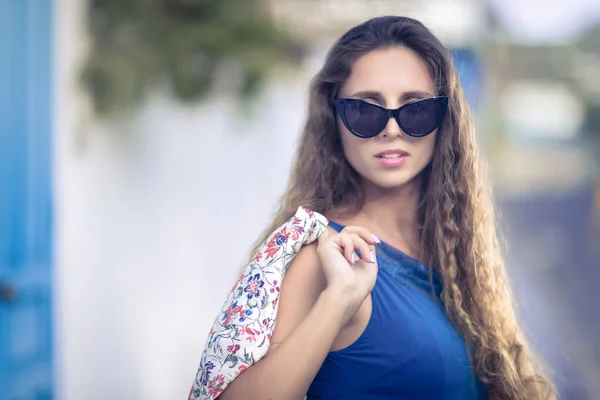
[81,0,302,117]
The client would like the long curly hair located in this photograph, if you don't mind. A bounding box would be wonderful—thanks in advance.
[248,16,555,399]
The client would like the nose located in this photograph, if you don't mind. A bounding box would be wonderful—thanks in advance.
[380,115,402,138]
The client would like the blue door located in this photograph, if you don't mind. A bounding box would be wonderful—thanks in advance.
[0,0,54,399]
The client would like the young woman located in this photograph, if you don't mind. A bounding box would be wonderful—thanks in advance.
[198,16,555,400]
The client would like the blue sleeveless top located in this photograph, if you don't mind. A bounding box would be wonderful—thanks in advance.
[307,221,487,400]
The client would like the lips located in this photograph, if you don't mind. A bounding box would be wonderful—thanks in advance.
[375,149,409,158]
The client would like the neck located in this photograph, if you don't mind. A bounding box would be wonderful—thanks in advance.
[357,175,424,258]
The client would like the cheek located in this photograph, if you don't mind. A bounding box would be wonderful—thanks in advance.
[339,129,367,165]
[418,133,437,162]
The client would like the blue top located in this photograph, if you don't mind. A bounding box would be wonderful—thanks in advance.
[307,221,487,400]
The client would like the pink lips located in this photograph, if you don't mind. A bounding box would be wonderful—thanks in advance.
[375,149,409,167]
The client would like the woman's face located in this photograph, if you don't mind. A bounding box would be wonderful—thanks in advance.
[337,46,438,191]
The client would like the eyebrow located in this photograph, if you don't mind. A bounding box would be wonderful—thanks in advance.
[347,90,435,101]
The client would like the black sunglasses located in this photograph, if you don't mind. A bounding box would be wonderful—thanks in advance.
[333,96,449,138]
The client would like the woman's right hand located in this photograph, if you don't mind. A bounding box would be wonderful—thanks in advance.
[316,226,380,315]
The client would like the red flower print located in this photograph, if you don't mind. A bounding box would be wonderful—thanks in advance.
[207,375,225,397]
[252,251,263,263]
[288,219,305,241]
[238,365,247,373]
[222,301,243,325]
[264,227,289,259]
[289,229,300,241]
[264,245,279,260]
[239,325,260,343]
[227,344,241,354]
[242,326,259,336]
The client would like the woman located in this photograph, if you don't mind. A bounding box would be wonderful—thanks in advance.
[194,16,555,399]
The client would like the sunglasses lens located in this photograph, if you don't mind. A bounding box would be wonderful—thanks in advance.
[343,101,387,137]
[397,98,447,137]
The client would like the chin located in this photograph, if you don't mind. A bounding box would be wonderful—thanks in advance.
[364,170,421,191]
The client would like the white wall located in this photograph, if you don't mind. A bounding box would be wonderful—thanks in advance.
[53,1,319,398]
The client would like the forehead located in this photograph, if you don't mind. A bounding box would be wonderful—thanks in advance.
[339,46,435,97]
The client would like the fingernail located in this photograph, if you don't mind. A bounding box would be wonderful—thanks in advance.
[370,233,381,243]
[369,251,376,263]
[351,253,356,263]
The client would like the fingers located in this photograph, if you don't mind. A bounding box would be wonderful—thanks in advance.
[338,227,379,264]
[318,225,381,264]
[342,226,381,247]
[340,233,374,264]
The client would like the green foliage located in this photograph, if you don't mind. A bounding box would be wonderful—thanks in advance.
[81,0,301,116]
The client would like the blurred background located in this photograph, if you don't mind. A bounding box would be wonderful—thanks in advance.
[1,0,599,399]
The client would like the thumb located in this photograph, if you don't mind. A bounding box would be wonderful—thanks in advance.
[317,226,329,245]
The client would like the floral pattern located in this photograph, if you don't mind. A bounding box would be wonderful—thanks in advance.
[243,274,264,299]
[189,206,329,399]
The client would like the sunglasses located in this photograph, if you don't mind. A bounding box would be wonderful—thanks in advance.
[333,96,449,138]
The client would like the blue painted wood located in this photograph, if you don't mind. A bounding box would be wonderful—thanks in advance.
[0,0,54,399]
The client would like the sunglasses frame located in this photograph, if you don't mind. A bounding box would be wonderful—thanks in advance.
[333,96,449,138]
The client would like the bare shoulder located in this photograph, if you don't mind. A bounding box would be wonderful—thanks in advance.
[268,227,336,351]
[278,225,339,296]
[278,225,338,293]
